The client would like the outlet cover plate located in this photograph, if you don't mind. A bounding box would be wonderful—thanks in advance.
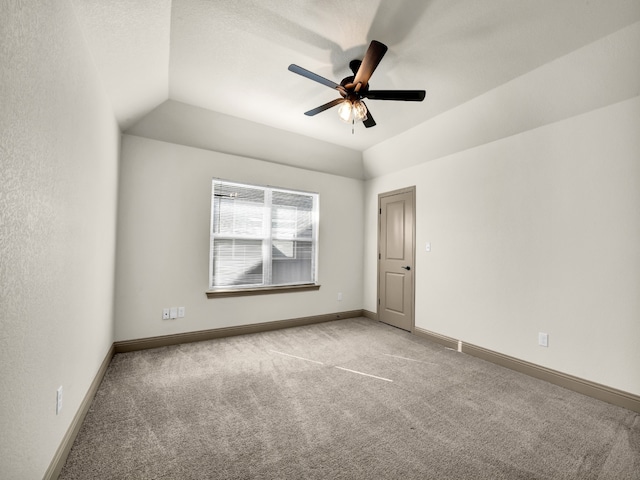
[56,386,63,415]
[538,332,549,347]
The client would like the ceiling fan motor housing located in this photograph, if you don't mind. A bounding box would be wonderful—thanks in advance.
[341,75,369,99]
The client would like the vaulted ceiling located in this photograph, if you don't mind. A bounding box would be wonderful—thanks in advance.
[71,0,640,151]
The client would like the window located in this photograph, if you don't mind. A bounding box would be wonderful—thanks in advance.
[209,179,319,291]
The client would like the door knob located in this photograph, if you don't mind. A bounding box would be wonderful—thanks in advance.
[401,265,411,271]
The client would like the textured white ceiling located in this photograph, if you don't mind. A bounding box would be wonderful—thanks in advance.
[72,0,640,150]
[71,0,171,129]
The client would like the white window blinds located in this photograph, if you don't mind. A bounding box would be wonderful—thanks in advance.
[210,180,318,289]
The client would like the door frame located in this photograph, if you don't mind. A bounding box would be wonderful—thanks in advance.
[376,186,416,333]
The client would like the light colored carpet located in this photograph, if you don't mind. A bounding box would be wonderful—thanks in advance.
[60,318,640,479]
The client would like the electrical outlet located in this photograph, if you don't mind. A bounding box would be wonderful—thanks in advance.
[538,332,549,347]
[178,306,185,318]
[162,308,170,320]
[56,386,63,415]
[170,307,178,319]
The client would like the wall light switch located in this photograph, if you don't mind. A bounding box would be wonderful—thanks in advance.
[178,306,185,318]
[170,307,178,319]
[337,292,343,301]
[162,308,170,320]
[425,242,431,252]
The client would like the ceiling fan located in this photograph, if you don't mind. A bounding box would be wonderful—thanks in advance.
[288,40,425,129]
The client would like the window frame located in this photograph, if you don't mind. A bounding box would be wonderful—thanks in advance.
[207,179,320,297]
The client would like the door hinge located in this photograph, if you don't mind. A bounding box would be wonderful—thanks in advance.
[378,298,381,305]
[378,253,381,260]
[379,208,382,214]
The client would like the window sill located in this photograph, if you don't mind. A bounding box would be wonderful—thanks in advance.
[206,284,320,299]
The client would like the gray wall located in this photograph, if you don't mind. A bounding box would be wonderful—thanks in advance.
[363,23,640,396]
[0,2,120,478]
[114,135,364,341]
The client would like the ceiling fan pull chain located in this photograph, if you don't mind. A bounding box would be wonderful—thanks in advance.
[352,117,355,135]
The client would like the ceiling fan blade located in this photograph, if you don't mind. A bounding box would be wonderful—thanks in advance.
[288,64,341,90]
[353,40,388,88]
[362,103,376,128]
[304,98,344,116]
[365,90,426,101]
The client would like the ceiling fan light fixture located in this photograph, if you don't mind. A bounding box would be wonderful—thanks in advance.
[337,100,353,123]
[338,99,367,123]
[353,100,367,121]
